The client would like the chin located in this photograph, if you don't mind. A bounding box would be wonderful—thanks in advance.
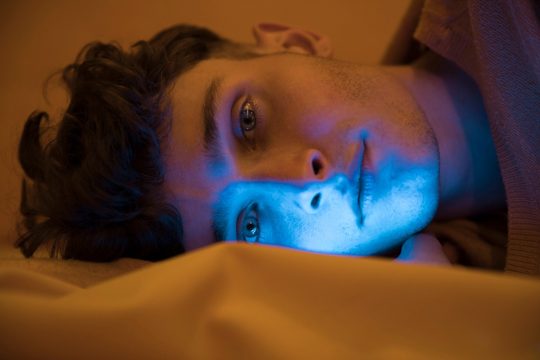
[356,181,439,255]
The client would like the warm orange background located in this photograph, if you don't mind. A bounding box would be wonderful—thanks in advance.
[0,0,412,245]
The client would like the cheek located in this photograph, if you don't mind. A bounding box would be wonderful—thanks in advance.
[270,196,360,254]
[265,70,345,143]
[369,74,433,145]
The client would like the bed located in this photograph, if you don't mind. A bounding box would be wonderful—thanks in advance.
[1,1,539,358]
[1,242,540,359]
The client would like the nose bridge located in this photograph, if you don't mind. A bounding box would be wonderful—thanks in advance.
[244,147,331,181]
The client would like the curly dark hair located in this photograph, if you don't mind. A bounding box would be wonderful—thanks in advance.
[17,24,245,261]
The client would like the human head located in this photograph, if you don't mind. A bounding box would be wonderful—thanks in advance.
[17,24,255,261]
[18,22,441,261]
[165,23,440,255]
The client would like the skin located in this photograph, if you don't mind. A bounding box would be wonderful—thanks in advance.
[164,24,505,261]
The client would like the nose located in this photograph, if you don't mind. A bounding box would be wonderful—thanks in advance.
[302,149,330,180]
[244,148,331,181]
[298,175,348,214]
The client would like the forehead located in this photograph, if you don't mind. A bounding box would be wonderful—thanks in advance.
[166,59,229,188]
[171,58,225,154]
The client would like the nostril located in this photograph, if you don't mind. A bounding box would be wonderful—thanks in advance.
[310,193,321,209]
[312,157,323,175]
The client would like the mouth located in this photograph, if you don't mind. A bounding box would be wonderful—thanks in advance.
[353,138,366,225]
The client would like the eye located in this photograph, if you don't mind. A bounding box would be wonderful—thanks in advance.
[238,203,260,243]
[239,98,257,146]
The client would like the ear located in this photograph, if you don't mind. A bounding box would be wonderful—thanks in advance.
[252,23,333,58]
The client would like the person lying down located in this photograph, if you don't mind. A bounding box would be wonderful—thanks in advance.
[15,4,540,275]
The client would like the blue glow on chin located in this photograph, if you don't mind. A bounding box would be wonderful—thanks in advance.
[215,167,438,256]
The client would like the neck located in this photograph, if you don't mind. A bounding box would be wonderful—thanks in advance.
[385,54,505,219]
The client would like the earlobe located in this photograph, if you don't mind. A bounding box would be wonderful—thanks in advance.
[252,22,333,58]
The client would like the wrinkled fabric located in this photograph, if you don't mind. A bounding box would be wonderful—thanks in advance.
[1,243,539,359]
[415,0,540,275]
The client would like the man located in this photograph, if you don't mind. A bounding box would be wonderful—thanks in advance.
[166,20,509,264]
[17,0,539,274]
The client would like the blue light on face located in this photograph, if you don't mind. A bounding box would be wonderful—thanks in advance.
[213,163,438,257]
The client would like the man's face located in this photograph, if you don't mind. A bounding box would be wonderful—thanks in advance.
[166,53,439,255]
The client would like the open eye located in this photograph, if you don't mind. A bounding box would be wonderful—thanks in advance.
[238,203,260,243]
[239,99,257,145]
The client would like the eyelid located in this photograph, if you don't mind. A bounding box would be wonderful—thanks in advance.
[235,202,259,242]
[232,94,263,149]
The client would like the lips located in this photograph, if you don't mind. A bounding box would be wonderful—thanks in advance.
[352,138,366,225]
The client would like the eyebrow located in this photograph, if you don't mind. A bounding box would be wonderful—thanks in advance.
[203,77,224,163]
[212,194,232,242]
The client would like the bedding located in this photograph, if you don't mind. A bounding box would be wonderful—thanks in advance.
[1,2,539,358]
[1,242,539,359]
